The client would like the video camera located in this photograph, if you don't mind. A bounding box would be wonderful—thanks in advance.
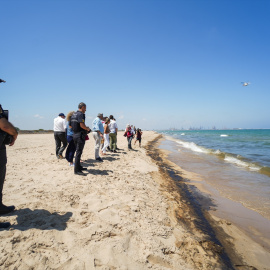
[0,104,13,145]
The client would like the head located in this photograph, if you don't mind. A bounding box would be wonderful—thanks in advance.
[105,118,110,124]
[66,111,75,122]
[78,102,86,113]
[97,113,103,120]
[59,113,65,119]
[109,115,114,120]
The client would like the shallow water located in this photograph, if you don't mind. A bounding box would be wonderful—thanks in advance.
[158,130,270,220]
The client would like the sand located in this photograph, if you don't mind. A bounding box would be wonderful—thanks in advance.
[0,131,266,269]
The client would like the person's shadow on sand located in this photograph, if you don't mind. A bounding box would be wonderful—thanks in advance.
[87,169,113,175]
[8,208,72,231]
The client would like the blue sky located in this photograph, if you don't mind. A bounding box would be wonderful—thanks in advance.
[1,0,270,130]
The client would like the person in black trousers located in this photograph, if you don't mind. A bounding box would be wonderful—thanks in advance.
[53,113,67,159]
[65,111,76,166]
[0,103,17,228]
[70,102,91,176]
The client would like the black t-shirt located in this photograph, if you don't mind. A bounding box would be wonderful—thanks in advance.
[0,114,6,150]
[71,110,85,133]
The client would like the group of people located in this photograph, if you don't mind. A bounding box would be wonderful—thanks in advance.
[124,124,143,150]
[53,102,143,176]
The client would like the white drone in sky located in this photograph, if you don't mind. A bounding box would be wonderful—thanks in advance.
[241,81,251,86]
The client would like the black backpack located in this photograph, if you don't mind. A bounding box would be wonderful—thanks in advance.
[70,112,80,132]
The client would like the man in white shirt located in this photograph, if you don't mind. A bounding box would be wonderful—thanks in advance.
[108,115,118,153]
[53,113,67,159]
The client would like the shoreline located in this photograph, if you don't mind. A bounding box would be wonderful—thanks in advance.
[145,135,236,269]
[149,134,270,269]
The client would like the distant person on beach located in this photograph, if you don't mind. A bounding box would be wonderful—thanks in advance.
[70,102,91,176]
[113,118,120,150]
[125,125,134,150]
[134,128,143,147]
[108,115,118,153]
[65,111,76,166]
[100,116,107,152]
[0,104,18,228]
[92,113,104,162]
[53,113,67,159]
[101,118,110,155]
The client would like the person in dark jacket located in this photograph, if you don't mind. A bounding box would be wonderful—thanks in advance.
[70,102,91,176]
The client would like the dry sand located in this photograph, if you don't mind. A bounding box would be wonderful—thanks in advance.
[0,131,264,269]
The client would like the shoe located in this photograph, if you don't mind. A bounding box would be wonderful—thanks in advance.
[0,205,15,215]
[74,171,86,176]
[107,147,111,150]
[0,222,11,229]
[113,150,117,153]
[79,167,87,171]
[58,154,64,159]
[69,163,74,167]
[116,148,120,150]
[95,157,103,162]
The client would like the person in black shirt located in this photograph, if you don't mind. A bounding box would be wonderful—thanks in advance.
[0,104,18,228]
[70,102,91,176]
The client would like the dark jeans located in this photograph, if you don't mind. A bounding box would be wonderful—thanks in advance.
[127,136,133,149]
[54,131,67,157]
[65,136,76,163]
[0,146,7,205]
[73,132,86,173]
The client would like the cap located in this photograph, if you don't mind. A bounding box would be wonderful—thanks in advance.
[59,113,65,117]
[97,113,103,117]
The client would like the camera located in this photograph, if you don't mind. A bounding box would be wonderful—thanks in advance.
[0,104,13,145]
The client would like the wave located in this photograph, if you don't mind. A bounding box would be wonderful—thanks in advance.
[175,140,211,154]
[166,136,270,177]
[220,134,228,137]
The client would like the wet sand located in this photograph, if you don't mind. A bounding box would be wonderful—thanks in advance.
[154,135,270,270]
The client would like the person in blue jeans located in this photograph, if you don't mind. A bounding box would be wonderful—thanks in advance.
[65,111,76,166]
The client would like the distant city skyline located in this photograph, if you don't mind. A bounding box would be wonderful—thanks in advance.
[1,0,270,130]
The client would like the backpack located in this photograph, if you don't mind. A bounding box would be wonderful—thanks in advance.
[70,112,80,132]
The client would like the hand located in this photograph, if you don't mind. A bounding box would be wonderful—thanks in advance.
[9,134,17,146]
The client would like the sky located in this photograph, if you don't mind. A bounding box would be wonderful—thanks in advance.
[1,0,270,130]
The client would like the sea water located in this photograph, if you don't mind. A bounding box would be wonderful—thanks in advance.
[158,129,270,220]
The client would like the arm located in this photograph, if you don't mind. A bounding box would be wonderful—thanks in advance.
[97,120,104,137]
[62,119,67,131]
[80,122,91,132]
[115,123,118,135]
[0,118,18,146]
